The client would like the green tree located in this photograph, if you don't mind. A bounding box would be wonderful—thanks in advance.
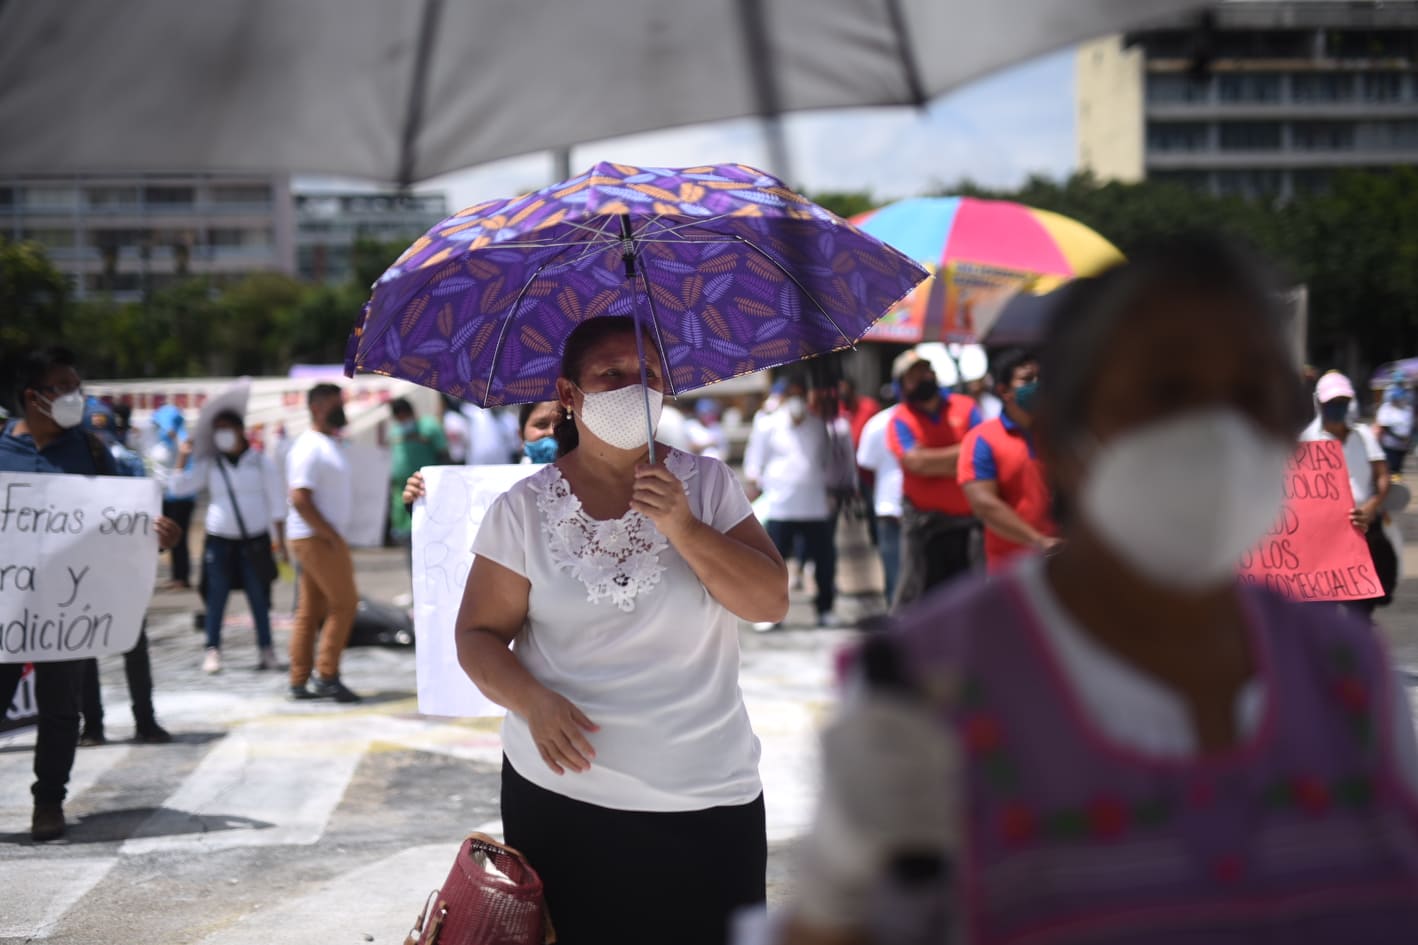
[808,191,880,220]
[0,238,70,353]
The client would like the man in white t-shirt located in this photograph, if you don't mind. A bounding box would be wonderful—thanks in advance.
[744,376,837,628]
[856,405,904,606]
[285,383,360,702]
[1301,371,1395,615]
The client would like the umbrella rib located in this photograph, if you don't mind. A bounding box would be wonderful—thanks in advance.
[632,256,678,400]
[481,243,586,407]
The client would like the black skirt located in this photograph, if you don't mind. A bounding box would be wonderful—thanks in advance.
[500,755,767,945]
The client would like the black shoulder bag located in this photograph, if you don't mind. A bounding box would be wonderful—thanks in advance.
[215,455,279,587]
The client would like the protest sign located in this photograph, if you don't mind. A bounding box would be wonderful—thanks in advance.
[0,473,161,663]
[1239,440,1380,602]
[411,464,540,717]
[2,665,37,732]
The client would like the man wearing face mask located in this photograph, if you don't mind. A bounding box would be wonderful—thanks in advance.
[1301,371,1396,615]
[959,349,1059,572]
[886,349,983,608]
[0,347,181,841]
[387,397,447,542]
[744,375,839,628]
[285,383,361,703]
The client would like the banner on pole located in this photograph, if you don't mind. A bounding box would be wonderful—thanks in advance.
[0,473,161,663]
[1239,441,1380,602]
[411,464,540,717]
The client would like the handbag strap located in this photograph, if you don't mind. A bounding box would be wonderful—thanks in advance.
[213,455,253,542]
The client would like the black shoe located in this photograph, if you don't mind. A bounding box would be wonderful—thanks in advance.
[287,683,319,701]
[31,802,65,842]
[78,729,107,748]
[134,722,172,744]
[310,674,362,704]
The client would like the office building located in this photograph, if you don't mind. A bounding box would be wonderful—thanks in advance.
[295,191,448,284]
[0,173,295,301]
[1078,2,1418,199]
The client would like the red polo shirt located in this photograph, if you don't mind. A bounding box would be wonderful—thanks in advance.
[887,394,981,516]
[958,413,1056,570]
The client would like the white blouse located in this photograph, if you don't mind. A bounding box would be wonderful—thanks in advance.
[472,448,764,812]
[171,449,285,540]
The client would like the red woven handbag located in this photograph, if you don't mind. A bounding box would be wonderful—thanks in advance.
[404,833,556,945]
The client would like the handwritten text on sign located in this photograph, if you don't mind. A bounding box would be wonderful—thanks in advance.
[0,473,161,663]
[1239,440,1379,602]
[411,464,540,717]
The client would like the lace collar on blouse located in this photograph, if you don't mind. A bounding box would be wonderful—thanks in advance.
[529,449,697,613]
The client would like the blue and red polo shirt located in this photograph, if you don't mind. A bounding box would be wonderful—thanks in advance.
[887,393,981,517]
[958,412,1055,570]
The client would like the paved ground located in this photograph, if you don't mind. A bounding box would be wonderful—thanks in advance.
[6,509,1418,945]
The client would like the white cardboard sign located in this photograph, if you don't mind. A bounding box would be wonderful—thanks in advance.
[0,473,161,663]
[411,464,540,717]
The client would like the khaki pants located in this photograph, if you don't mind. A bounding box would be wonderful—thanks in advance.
[289,536,358,686]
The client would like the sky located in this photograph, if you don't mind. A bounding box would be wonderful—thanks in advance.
[299,47,1077,211]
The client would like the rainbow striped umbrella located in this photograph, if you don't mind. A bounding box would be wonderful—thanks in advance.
[850,196,1123,343]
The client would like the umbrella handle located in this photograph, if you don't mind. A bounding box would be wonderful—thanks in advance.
[621,214,657,465]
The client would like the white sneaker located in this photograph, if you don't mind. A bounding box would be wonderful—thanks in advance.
[202,648,222,674]
[257,646,280,671]
[816,612,840,629]
[751,621,782,633]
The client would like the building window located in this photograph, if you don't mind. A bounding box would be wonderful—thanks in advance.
[0,187,13,209]
[1292,121,1355,151]
[143,185,196,208]
[1146,121,1210,151]
[1293,170,1335,195]
[1355,119,1418,150]
[1147,73,1210,104]
[1150,170,1210,191]
[1291,73,1352,103]
[85,186,141,211]
[1218,74,1282,103]
[210,184,273,206]
[1215,169,1284,198]
[1361,74,1403,103]
[20,228,76,249]
[21,186,79,210]
[209,227,274,253]
[1219,122,1282,151]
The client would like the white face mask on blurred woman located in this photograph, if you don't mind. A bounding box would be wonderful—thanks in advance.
[214,429,240,454]
[1079,408,1291,591]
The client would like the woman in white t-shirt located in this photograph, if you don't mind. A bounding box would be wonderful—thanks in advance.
[456,316,789,945]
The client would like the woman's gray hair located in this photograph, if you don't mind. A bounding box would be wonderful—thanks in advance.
[1038,235,1303,451]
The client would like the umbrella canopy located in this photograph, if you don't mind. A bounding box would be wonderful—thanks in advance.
[345,162,927,409]
[850,196,1123,343]
[1372,359,1418,390]
[0,1,1204,184]
[981,286,1072,349]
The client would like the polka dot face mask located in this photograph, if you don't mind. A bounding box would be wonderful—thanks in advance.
[576,383,663,451]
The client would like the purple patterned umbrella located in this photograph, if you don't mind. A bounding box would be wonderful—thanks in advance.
[344,162,925,454]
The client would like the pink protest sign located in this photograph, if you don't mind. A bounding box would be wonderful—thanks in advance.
[1239,440,1380,602]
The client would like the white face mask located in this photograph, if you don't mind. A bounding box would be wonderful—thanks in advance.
[1079,408,1292,592]
[214,429,241,454]
[785,396,807,421]
[576,384,663,451]
[40,391,86,430]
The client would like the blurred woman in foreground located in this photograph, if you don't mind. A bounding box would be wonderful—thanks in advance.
[785,237,1418,944]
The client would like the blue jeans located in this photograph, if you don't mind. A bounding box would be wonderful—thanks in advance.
[204,535,274,650]
[766,519,836,616]
[876,515,901,606]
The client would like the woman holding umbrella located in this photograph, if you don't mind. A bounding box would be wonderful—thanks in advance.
[456,316,788,944]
